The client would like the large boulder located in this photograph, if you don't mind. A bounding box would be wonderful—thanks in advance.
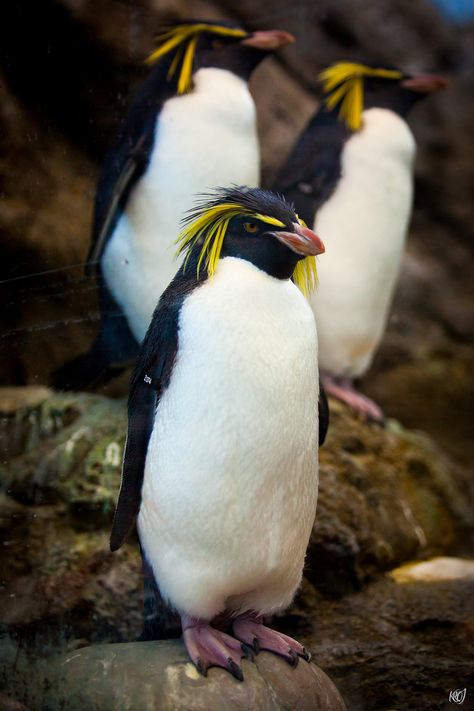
[0,639,347,711]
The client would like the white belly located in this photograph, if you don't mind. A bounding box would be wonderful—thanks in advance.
[311,108,416,377]
[138,258,319,620]
[102,68,260,342]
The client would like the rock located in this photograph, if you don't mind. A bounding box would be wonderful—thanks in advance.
[0,692,30,711]
[0,391,141,641]
[1,389,472,644]
[1,390,473,709]
[290,557,474,711]
[310,399,474,597]
[0,387,54,460]
[0,639,346,711]
[389,555,474,583]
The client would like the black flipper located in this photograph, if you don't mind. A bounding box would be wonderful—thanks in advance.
[271,106,349,226]
[318,379,330,447]
[109,350,168,552]
[86,63,177,277]
[109,257,207,552]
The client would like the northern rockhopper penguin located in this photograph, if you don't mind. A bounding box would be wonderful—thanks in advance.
[51,21,294,391]
[272,61,447,421]
[110,187,326,679]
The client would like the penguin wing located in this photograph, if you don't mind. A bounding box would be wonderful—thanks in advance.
[109,351,169,552]
[318,380,329,446]
[109,271,198,552]
[272,110,348,224]
[85,74,169,277]
[86,126,156,277]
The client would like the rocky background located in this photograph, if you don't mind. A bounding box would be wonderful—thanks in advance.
[0,0,473,709]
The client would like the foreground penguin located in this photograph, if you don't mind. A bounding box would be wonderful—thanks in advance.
[52,20,294,390]
[273,62,447,421]
[110,187,326,679]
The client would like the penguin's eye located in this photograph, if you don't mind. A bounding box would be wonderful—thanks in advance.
[211,39,225,50]
[243,222,258,234]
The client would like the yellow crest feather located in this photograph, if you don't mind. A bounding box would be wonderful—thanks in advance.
[319,62,403,131]
[175,203,317,297]
[146,23,247,95]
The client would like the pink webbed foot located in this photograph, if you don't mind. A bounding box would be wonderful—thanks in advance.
[321,373,384,424]
[182,615,251,681]
[232,613,311,667]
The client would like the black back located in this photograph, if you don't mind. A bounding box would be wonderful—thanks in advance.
[271,71,426,227]
[86,57,178,276]
[271,106,350,227]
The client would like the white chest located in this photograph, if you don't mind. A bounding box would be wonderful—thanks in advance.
[138,258,320,619]
[311,108,416,376]
[102,69,260,342]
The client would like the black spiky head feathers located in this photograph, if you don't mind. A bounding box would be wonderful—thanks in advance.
[176,187,318,296]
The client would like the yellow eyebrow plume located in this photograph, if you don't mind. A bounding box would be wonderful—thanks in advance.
[175,203,317,297]
[319,62,403,131]
[146,23,248,95]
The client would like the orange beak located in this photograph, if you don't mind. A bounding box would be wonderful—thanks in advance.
[401,74,448,93]
[241,30,295,51]
[273,222,325,257]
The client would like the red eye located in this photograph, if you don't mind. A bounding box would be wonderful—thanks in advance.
[211,39,225,50]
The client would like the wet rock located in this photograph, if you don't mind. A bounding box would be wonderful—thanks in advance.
[0,386,63,460]
[0,391,140,641]
[310,399,474,596]
[1,389,472,645]
[291,557,474,711]
[0,692,30,711]
[0,638,346,711]
[1,389,473,709]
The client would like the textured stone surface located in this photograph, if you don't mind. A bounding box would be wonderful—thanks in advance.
[0,389,473,708]
[296,558,474,711]
[312,400,474,597]
[1,389,472,641]
[0,639,347,711]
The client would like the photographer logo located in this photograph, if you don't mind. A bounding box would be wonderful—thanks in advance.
[449,689,467,705]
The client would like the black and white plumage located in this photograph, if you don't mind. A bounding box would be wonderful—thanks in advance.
[110,187,326,679]
[51,21,294,390]
[273,64,447,421]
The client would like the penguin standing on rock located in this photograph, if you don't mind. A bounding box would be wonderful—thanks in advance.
[272,62,447,421]
[51,20,294,390]
[110,187,326,679]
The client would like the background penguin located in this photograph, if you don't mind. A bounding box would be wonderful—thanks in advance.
[110,186,326,679]
[51,20,294,390]
[272,62,447,421]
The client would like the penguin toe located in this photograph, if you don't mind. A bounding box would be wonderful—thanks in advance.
[227,658,244,681]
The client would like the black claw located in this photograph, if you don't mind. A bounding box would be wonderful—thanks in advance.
[302,647,311,662]
[241,643,255,662]
[287,649,299,668]
[196,658,208,677]
[253,637,260,654]
[227,658,244,682]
